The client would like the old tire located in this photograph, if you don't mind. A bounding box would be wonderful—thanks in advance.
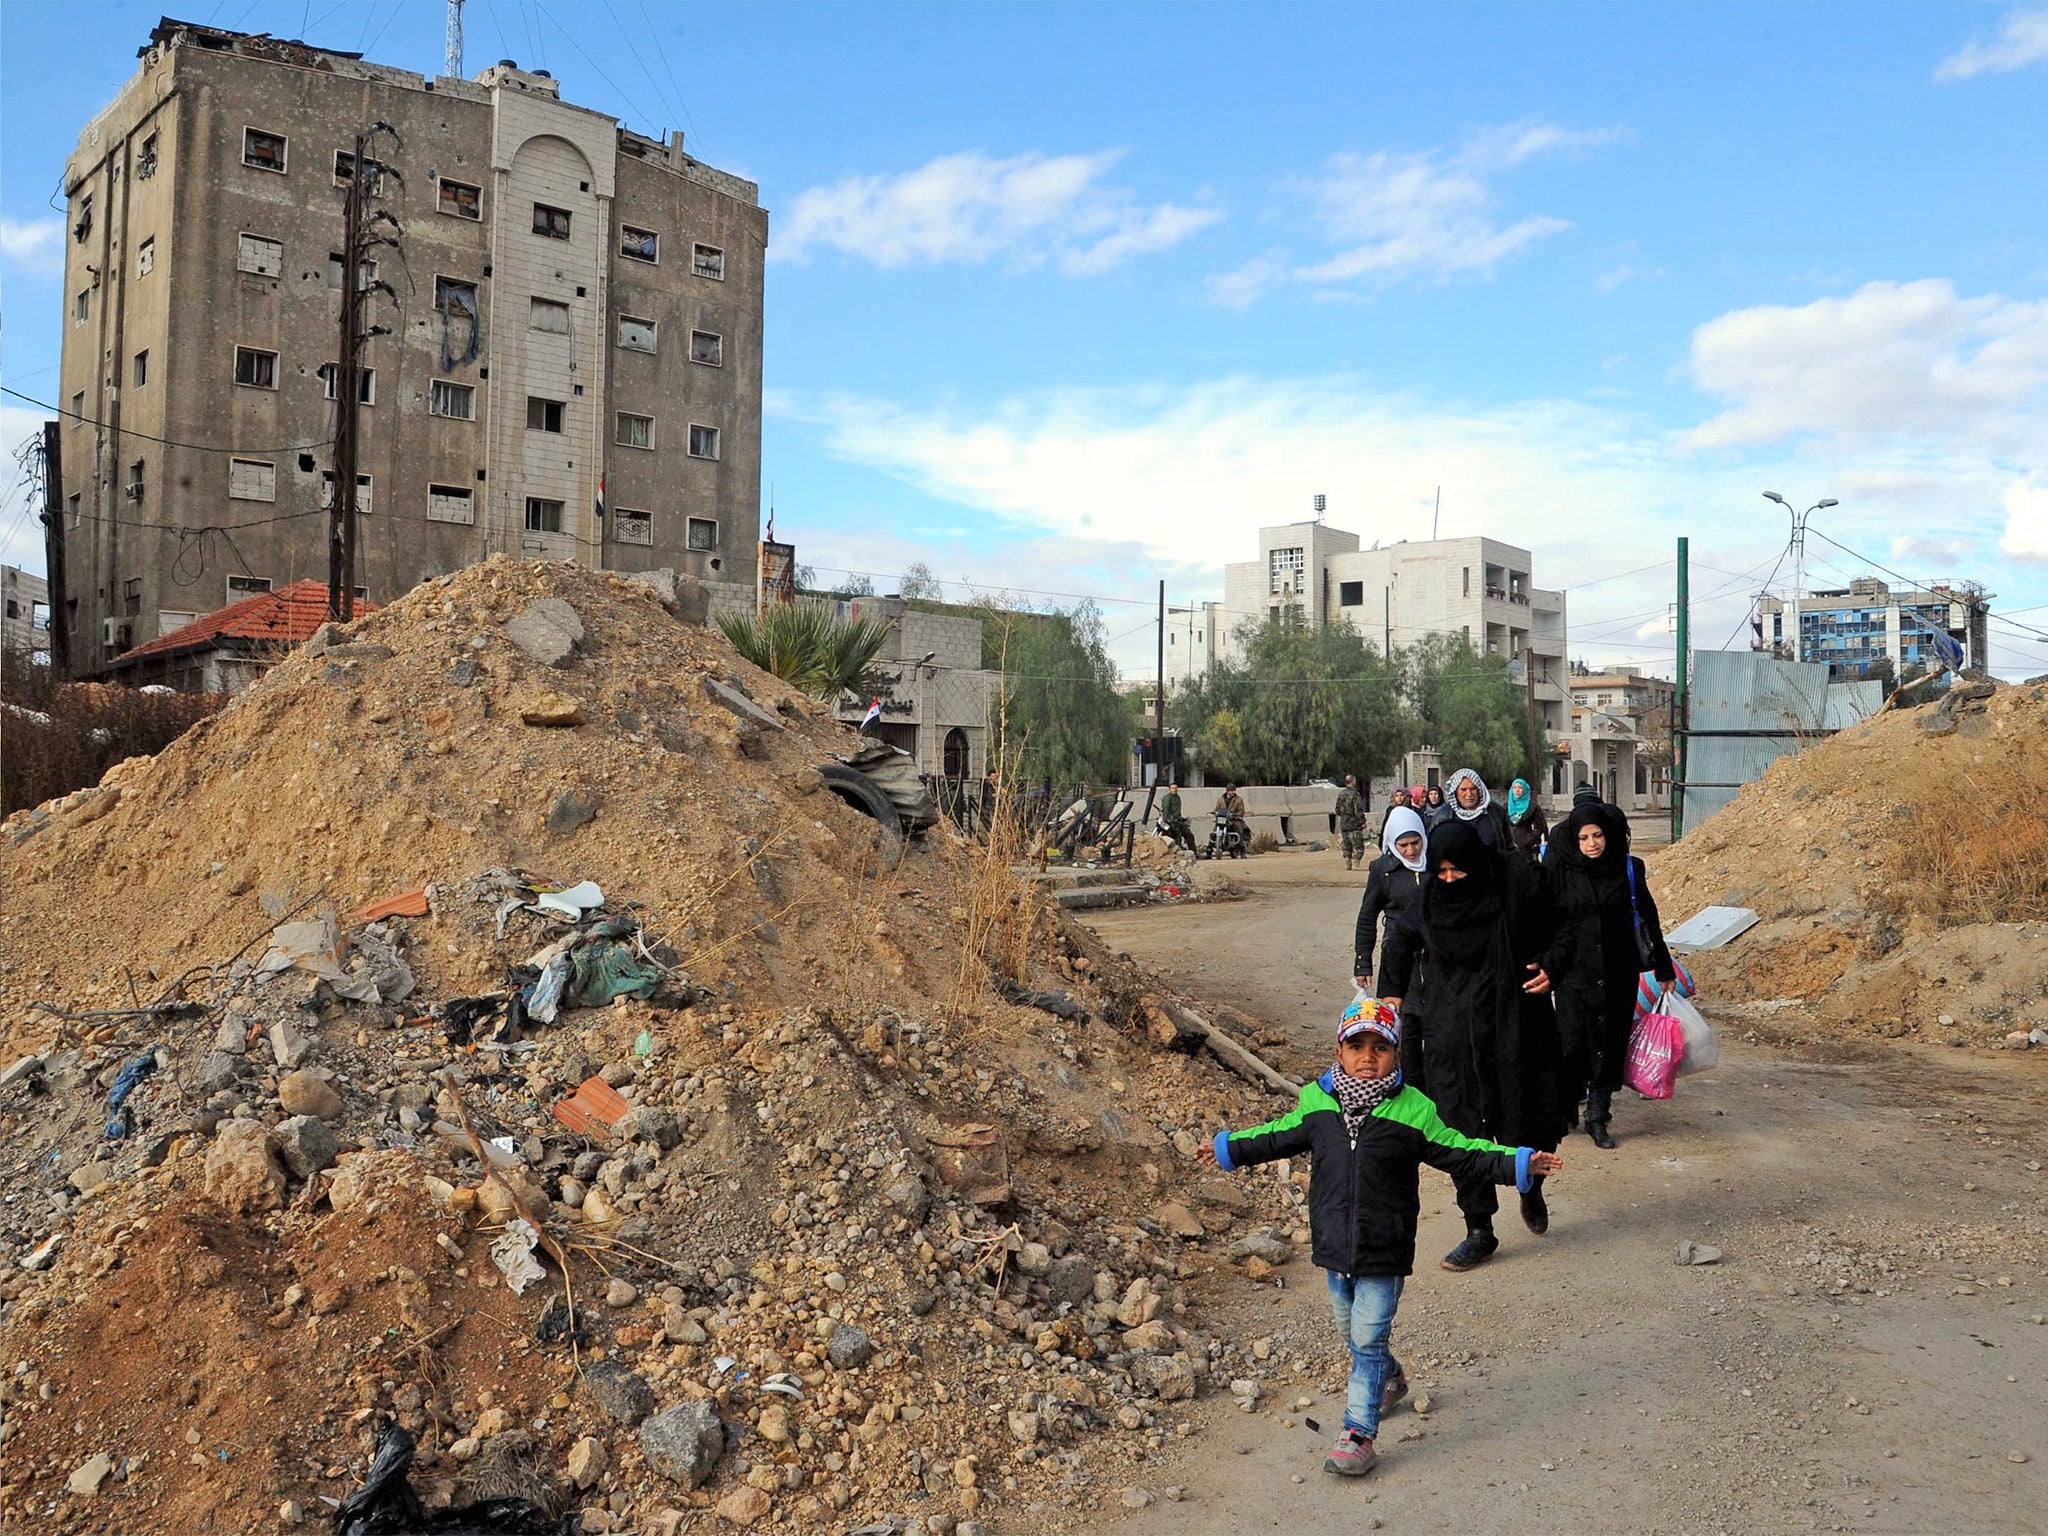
[818,763,905,869]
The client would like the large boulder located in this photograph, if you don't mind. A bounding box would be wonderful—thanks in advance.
[504,597,585,667]
[639,1401,725,1487]
[204,1121,286,1215]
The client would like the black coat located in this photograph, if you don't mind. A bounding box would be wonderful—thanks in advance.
[1353,852,1424,979]
[1216,1075,1524,1277]
[1426,801,1512,851]
[1544,852,1675,1062]
[1508,806,1549,862]
[1380,854,1570,1151]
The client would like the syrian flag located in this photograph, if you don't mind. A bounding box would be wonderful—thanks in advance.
[595,476,606,522]
[860,698,882,732]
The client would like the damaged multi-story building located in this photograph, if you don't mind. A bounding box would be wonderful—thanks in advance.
[54,18,766,677]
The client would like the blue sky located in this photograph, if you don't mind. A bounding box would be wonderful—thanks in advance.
[5,1,2048,675]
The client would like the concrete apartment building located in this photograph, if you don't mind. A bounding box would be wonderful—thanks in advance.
[54,18,764,678]
[1220,523,1571,738]
[1756,577,1991,676]
[2,566,52,663]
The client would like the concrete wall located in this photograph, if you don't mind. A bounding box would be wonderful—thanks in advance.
[54,21,764,677]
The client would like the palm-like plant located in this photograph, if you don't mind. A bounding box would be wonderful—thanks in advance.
[717,600,895,699]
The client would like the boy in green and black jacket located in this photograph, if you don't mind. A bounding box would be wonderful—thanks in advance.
[1199,994,1562,1477]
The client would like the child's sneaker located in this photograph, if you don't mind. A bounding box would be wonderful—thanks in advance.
[1324,1428,1378,1477]
[1379,1368,1409,1416]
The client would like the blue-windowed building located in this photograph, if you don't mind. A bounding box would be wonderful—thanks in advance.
[1757,578,1990,675]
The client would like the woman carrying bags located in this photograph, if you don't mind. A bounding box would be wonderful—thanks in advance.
[1379,821,1570,1271]
[1544,802,1677,1149]
[1353,806,1430,1088]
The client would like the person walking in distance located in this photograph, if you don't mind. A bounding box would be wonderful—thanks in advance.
[1379,785,1412,837]
[1544,802,1676,1149]
[1336,774,1369,871]
[1505,777,1549,863]
[1379,821,1571,1268]
[1198,995,1562,1478]
[1354,805,1429,1087]
[1423,784,1446,816]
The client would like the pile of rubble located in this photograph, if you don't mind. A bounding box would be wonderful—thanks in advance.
[1650,676,2048,1051]
[0,559,1311,1535]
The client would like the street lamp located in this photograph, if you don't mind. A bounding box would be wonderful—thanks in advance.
[1761,493,1838,662]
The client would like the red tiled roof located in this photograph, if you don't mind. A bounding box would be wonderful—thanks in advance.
[112,579,379,667]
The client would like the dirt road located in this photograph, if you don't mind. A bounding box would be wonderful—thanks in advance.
[1085,849,2048,1536]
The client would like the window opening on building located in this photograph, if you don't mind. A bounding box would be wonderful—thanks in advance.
[620,225,658,262]
[614,508,653,545]
[525,497,564,533]
[526,397,565,433]
[687,516,717,551]
[690,330,722,366]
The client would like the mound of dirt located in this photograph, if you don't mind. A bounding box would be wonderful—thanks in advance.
[0,558,1308,1535]
[1649,678,2048,1051]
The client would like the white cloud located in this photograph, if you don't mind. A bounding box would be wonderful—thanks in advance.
[1204,251,1288,310]
[0,216,64,274]
[774,149,1219,276]
[1935,8,2048,81]
[2000,480,2048,564]
[1684,279,2048,452]
[1892,534,1977,566]
[1213,121,1617,303]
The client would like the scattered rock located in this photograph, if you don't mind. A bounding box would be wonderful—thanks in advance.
[520,691,586,727]
[268,1019,313,1070]
[546,789,600,835]
[204,1120,287,1215]
[640,1401,726,1487]
[274,1115,341,1179]
[1120,1487,1157,1510]
[827,1323,874,1369]
[1122,1320,1175,1354]
[584,1360,657,1425]
[617,1105,682,1150]
[1007,1410,1041,1444]
[702,676,786,733]
[1151,1201,1205,1240]
[277,1069,344,1121]
[566,1435,608,1489]
[714,1486,772,1527]
[1045,1254,1094,1306]
[605,1279,639,1309]
[883,1175,930,1223]
[505,597,585,667]
[67,1451,114,1496]
[1676,1240,1723,1266]
[69,1160,111,1196]
[758,1403,792,1444]
[1139,1354,1197,1401]
[1227,1233,1292,1266]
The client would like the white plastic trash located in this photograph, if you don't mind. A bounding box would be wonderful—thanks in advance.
[534,880,604,918]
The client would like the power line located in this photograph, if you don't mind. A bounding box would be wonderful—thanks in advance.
[636,0,700,155]
[1805,525,2048,646]
[2,387,336,456]
[535,2,655,131]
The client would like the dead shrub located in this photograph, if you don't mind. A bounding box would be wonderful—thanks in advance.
[2,672,225,817]
[1249,830,1281,855]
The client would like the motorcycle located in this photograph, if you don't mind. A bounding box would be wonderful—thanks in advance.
[1202,809,1250,860]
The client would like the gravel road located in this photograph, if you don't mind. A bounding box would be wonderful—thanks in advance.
[1084,849,2048,1535]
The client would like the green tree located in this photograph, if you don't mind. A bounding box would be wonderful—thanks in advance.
[1172,606,1411,784]
[899,562,943,600]
[716,601,894,699]
[986,601,1131,784]
[1404,633,1528,786]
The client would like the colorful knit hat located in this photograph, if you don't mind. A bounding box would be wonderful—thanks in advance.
[1337,992,1401,1048]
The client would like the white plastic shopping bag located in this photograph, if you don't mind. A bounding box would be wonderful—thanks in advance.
[1664,988,1720,1075]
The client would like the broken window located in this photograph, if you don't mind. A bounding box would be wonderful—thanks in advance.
[530,297,571,334]
[137,134,158,179]
[690,330,722,366]
[526,398,564,433]
[133,350,149,388]
[427,484,474,524]
[123,577,143,617]
[614,508,653,546]
[615,412,653,449]
[226,574,273,598]
[525,497,564,533]
[234,347,278,388]
[126,460,145,502]
[228,459,276,502]
[616,315,656,353]
[239,234,283,276]
[430,381,475,420]
[75,291,89,324]
[243,129,287,173]
[532,203,571,240]
[137,237,155,277]
[319,472,374,514]
[687,424,720,461]
[620,225,658,262]
[317,364,376,403]
[692,243,724,280]
[434,277,480,369]
[438,178,481,219]
[74,194,93,243]
[326,252,377,289]
[333,150,388,192]
[687,516,718,551]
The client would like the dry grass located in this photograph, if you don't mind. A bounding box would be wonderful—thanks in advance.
[2,669,225,817]
[1249,830,1281,855]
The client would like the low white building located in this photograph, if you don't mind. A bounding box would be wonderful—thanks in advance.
[829,598,995,781]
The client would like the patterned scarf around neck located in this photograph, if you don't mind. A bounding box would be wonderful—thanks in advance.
[1331,1064,1402,1134]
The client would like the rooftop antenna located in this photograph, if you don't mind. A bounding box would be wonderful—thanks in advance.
[445,0,464,77]
[1432,486,1441,540]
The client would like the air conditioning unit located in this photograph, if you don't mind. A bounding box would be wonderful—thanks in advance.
[102,618,132,650]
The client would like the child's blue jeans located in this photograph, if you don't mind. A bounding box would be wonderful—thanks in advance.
[1326,1269,1404,1439]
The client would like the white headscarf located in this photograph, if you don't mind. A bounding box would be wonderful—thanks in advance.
[1443,767,1492,821]
[1381,806,1427,871]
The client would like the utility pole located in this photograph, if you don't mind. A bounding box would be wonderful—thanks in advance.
[1154,580,1165,743]
[39,420,69,680]
[331,125,402,622]
[1672,535,1689,842]
[1521,645,1540,784]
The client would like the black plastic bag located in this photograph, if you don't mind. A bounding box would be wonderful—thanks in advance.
[334,1425,571,1536]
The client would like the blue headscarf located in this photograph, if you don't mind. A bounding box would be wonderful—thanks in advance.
[1507,778,1533,823]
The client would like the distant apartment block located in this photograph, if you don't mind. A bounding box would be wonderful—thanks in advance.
[2,566,52,663]
[55,18,765,677]
[1220,524,1571,738]
[1756,577,1991,675]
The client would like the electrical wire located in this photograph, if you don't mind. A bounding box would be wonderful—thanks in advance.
[1806,525,2048,645]
[636,0,700,155]
[535,3,655,131]
[3,387,337,456]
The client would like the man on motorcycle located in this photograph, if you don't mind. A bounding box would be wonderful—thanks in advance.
[1213,785,1250,856]
[1158,782,1197,853]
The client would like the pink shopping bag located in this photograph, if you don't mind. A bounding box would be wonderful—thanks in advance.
[1623,1009,1684,1100]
